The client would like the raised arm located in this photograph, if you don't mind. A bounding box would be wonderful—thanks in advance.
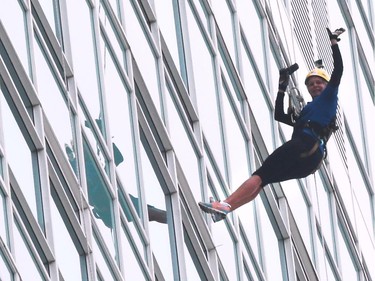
[274,64,299,126]
[274,91,295,126]
[327,28,345,86]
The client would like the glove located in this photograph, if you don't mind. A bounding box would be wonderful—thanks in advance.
[278,63,299,91]
[278,69,289,91]
[326,27,346,41]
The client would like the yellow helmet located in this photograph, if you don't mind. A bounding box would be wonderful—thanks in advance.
[304,68,330,85]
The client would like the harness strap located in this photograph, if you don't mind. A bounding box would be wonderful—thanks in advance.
[304,119,337,144]
[300,141,320,158]
[300,140,326,174]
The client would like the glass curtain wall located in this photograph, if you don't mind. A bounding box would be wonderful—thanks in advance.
[0,0,373,280]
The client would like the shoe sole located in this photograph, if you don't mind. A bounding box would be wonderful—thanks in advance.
[211,212,226,222]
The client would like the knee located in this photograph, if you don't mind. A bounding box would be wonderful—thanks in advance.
[249,174,263,188]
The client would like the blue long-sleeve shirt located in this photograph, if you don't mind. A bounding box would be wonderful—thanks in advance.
[275,44,343,140]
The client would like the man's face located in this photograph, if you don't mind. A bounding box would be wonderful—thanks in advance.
[306,76,328,98]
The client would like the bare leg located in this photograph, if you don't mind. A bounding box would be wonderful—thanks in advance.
[198,175,263,221]
[224,175,263,211]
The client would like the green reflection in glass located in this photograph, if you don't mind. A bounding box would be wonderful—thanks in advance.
[83,140,114,228]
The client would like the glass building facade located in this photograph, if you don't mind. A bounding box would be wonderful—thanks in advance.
[0,0,374,280]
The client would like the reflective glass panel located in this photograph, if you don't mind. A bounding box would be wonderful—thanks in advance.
[139,137,171,279]
[240,40,274,151]
[283,180,313,258]
[36,0,57,37]
[99,2,128,74]
[186,4,226,176]
[165,80,201,199]
[314,174,334,255]
[79,102,110,177]
[338,223,359,281]
[258,200,284,280]
[119,220,148,279]
[100,38,139,210]
[351,3,373,74]
[33,34,75,165]
[123,0,161,114]
[0,189,7,242]
[237,201,260,266]
[236,0,265,77]
[118,187,146,259]
[212,222,238,280]
[0,88,42,225]
[241,230,263,281]
[92,232,116,281]
[83,139,116,258]
[358,68,375,179]
[0,248,12,281]
[154,0,181,73]
[212,1,236,61]
[0,0,30,75]
[13,218,46,280]
[183,225,203,280]
[65,0,102,123]
[221,80,249,190]
[50,183,87,280]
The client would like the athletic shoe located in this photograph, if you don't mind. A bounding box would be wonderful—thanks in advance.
[208,197,227,222]
[198,197,231,217]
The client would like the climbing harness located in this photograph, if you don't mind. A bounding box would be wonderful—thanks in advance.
[304,119,338,144]
[299,119,337,160]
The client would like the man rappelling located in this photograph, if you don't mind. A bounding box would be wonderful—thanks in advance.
[199,27,346,222]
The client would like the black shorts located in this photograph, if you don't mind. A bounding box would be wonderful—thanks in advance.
[253,133,324,187]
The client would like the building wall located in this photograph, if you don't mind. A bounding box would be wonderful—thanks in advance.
[0,0,374,280]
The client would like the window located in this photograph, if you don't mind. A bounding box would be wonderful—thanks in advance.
[0,82,43,228]
[33,33,75,172]
[0,0,30,75]
[13,216,47,280]
[83,139,116,258]
[186,3,226,176]
[50,182,88,280]
[0,247,13,281]
[139,129,172,279]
